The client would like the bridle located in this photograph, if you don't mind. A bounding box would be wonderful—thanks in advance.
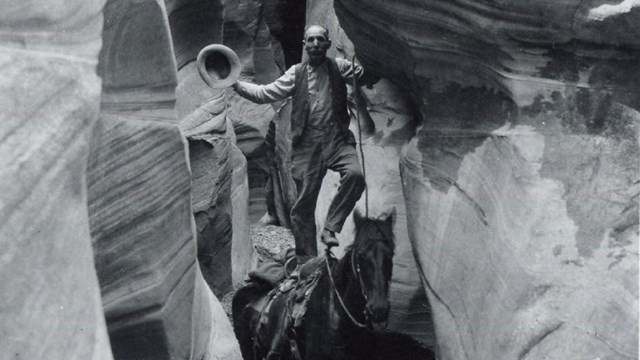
[322,56,389,329]
[324,225,391,329]
[324,248,370,328]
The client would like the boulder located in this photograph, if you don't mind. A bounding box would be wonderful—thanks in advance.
[335,0,639,358]
[0,0,113,358]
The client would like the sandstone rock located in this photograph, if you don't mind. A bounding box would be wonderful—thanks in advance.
[179,94,256,295]
[167,0,256,293]
[0,1,113,358]
[89,118,197,359]
[189,136,233,296]
[264,0,305,68]
[335,0,639,358]
[231,141,255,287]
[223,0,299,227]
[90,0,241,358]
[191,270,244,360]
[223,0,279,155]
[164,0,226,122]
[164,0,224,70]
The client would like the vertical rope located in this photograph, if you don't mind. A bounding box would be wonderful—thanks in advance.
[352,55,369,218]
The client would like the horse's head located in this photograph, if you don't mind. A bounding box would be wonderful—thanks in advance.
[352,210,395,331]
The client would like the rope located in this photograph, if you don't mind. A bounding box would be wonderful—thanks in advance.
[352,55,369,218]
[324,249,368,328]
[317,55,374,330]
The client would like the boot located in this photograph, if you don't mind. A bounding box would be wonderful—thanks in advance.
[320,228,339,248]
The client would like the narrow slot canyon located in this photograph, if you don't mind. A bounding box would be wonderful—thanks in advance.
[1,0,637,359]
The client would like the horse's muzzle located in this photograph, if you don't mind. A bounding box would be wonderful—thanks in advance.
[366,300,390,331]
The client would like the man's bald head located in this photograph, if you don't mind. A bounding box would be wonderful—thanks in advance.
[304,25,329,41]
[303,25,331,66]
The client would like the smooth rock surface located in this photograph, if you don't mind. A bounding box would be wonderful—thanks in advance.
[223,0,280,155]
[89,117,195,360]
[189,134,234,296]
[223,0,298,227]
[0,0,113,358]
[335,0,639,358]
[231,141,254,287]
[168,0,256,294]
[90,0,241,358]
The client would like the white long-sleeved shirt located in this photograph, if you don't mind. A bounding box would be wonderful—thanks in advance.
[234,58,364,128]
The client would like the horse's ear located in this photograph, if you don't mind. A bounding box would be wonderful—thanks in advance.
[353,208,365,228]
[383,208,396,228]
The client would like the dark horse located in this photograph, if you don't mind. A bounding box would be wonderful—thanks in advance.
[232,212,395,360]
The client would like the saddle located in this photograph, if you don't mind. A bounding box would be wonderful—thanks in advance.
[248,252,331,359]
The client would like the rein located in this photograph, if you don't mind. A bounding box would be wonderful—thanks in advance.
[320,57,387,330]
[324,248,369,329]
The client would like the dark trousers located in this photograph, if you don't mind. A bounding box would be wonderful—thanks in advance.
[290,131,365,262]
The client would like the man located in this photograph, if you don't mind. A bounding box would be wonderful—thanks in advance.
[232,25,376,264]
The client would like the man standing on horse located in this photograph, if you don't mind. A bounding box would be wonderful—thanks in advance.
[232,25,377,265]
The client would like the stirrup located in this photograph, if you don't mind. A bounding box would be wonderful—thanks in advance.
[284,257,299,279]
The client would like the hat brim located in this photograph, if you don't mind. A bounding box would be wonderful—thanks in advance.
[196,44,241,89]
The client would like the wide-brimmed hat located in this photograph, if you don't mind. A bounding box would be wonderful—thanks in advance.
[196,44,241,89]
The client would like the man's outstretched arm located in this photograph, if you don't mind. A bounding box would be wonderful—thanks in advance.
[232,65,297,104]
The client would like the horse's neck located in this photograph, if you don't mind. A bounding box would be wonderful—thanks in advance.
[329,249,366,314]
[331,250,353,290]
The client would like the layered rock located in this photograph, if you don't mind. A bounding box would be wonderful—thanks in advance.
[0,1,113,358]
[89,0,240,358]
[223,0,280,155]
[182,103,247,295]
[223,0,298,227]
[166,0,256,292]
[336,0,639,358]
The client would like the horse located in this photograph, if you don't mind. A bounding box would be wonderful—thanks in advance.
[232,211,395,360]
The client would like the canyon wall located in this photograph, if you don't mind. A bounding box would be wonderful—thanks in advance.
[5,0,636,358]
[0,1,113,358]
[1,0,245,358]
[335,0,639,359]
[166,0,256,294]
[223,0,299,227]
[88,0,242,358]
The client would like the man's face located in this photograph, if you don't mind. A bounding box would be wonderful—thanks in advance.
[304,26,330,64]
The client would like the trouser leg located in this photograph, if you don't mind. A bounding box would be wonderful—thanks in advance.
[324,143,365,233]
[289,145,326,262]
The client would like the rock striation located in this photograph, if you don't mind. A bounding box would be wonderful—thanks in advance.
[88,0,241,358]
[0,1,113,358]
[223,0,298,227]
[166,0,256,294]
[336,0,639,359]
